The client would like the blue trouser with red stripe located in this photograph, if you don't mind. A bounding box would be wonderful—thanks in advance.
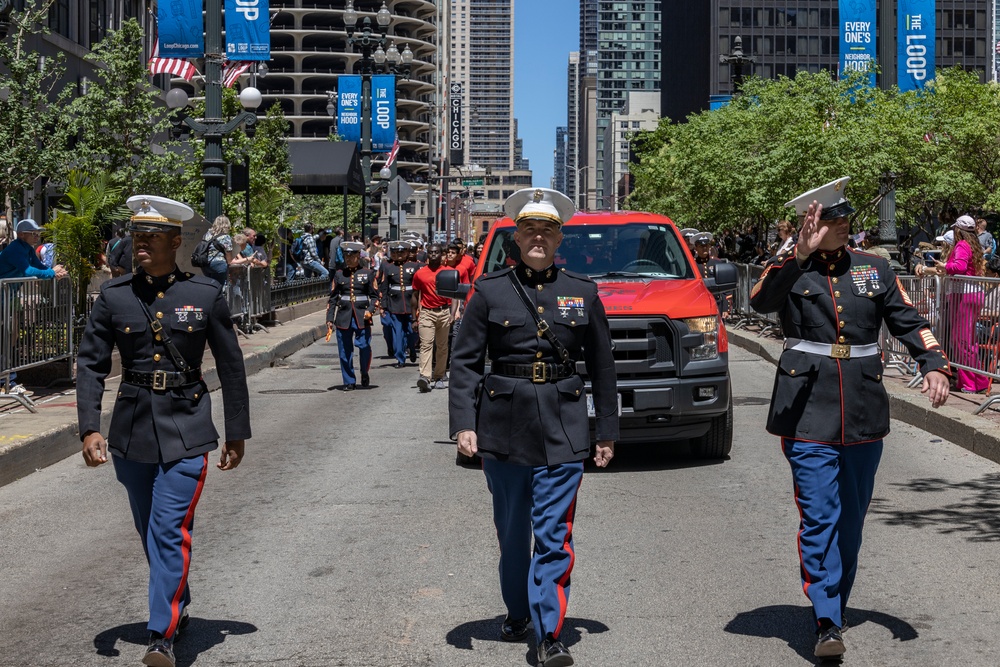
[387,312,414,365]
[483,459,583,643]
[380,311,394,356]
[336,319,372,386]
[113,453,209,638]
[782,438,883,629]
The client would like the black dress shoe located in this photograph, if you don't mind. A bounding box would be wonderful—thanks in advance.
[361,373,370,387]
[142,634,175,667]
[409,350,417,363]
[393,362,406,369]
[537,634,573,666]
[814,624,846,658]
[342,384,356,392]
[500,615,531,641]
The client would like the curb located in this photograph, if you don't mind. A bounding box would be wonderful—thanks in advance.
[726,327,1000,466]
[0,322,328,489]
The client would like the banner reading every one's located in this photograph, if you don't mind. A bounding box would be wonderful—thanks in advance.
[839,0,876,86]
[338,76,362,143]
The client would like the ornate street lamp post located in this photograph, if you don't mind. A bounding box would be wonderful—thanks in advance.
[720,36,756,94]
[341,1,412,240]
[165,0,261,225]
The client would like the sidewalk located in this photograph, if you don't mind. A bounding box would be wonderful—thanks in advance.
[0,306,328,488]
[727,324,1000,466]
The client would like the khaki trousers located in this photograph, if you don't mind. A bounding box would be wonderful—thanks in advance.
[418,307,451,381]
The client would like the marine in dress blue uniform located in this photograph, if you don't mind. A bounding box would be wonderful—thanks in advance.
[378,241,417,368]
[750,178,951,659]
[449,188,618,667]
[77,196,251,667]
[327,242,379,390]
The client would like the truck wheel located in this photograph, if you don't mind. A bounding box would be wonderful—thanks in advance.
[690,397,733,459]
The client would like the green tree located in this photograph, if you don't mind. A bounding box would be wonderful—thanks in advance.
[0,1,74,229]
[69,18,181,199]
[47,170,130,314]
[285,193,365,236]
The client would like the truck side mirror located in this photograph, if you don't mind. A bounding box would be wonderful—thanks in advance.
[705,262,738,293]
[436,268,469,299]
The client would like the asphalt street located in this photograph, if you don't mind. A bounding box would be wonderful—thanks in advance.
[1,341,998,667]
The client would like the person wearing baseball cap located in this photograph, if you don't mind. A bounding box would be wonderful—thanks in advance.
[449,187,618,666]
[751,177,951,658]
[0,219,68,395]
[76,195,251,667]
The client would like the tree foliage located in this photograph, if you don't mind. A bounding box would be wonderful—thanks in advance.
[629,67,1000,237]
[0,1,74,227]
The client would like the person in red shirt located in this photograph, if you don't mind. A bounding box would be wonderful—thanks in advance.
[411,243,452,391]
[445,242,471,284]
[455,236,477,277]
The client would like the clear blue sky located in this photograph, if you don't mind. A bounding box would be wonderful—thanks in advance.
[514,0,579,187]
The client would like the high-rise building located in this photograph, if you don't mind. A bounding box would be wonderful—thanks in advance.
[448,0,515,171]
[566,52,581,204]
[595,1,661,208]
[552,126,567,194]
[601,92,659,212]
[992,0,1000,81]
[710,1,994,94]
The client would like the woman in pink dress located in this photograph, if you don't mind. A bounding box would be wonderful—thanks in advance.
[929,216,990,393]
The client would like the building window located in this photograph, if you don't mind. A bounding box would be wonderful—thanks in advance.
[49,0,71,38]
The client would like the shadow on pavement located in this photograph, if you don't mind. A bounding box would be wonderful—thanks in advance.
[93,617,258,666]
[725,604,917,665]
[869,473,1000,542]
[446,615,610,663]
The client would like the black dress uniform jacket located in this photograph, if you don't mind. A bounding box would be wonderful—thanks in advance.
[328,267,378,328]
[449,264,619,466]
[76,268,252,463]
[378,261,415,314]
[750,247,951,444]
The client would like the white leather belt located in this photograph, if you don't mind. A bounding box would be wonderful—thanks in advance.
[389,285,413,292]
[784,338,880,360]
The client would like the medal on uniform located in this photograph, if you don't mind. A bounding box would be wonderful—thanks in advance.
[557,296,584,318]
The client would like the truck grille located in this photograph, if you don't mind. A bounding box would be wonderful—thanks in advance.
[578,316,675,380]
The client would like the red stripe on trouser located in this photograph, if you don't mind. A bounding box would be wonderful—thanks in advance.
[782,438,813,597]
[165,454,208,638]
[552,478,582,638]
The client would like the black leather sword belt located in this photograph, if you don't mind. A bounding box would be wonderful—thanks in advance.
[492,361,576,384]
[123,367,202,391]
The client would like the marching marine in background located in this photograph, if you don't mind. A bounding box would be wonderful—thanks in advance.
[750,177,950,659]
[327,242,379,390]
[449,187,618,667]
[378,241,418,368]
[76,196,251,667]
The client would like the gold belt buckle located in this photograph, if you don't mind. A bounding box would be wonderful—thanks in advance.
[830,344,851,359]
[531,361,548,383]
[152,370,169,391]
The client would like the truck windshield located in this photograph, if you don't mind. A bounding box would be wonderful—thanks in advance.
[483,223,695,280]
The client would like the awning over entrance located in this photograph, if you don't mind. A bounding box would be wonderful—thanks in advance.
[289,141,366,195]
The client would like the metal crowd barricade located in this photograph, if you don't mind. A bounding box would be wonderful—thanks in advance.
[268,275,330,313]
[0,276,74,413]
[729,263,781,337]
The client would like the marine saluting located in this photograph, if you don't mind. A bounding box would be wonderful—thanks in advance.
[750,177,951,660]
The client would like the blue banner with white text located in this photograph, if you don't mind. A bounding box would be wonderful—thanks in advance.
[371,75,396,152]
[898,0,935,91]
[158,0,203,58]
[839,0,876,86]
[226,0,271,61]
[338,76,362,143]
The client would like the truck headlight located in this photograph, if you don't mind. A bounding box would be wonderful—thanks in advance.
[683,316,719,360]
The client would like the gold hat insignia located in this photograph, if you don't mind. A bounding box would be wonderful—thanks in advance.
[532,189,544,203]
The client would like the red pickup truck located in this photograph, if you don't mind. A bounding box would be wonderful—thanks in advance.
[441,210,737,458]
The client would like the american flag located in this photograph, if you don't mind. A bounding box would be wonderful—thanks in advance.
[384,135,400,167]
[223,61,253,88]
[147,39,198,81]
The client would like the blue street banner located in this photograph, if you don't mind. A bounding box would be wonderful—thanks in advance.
[226,0,271,61]
[839,0,876,86]
[898,0,935,91]
[338,76,362,143]
[158,0,203,58]
[371,75,396,152]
